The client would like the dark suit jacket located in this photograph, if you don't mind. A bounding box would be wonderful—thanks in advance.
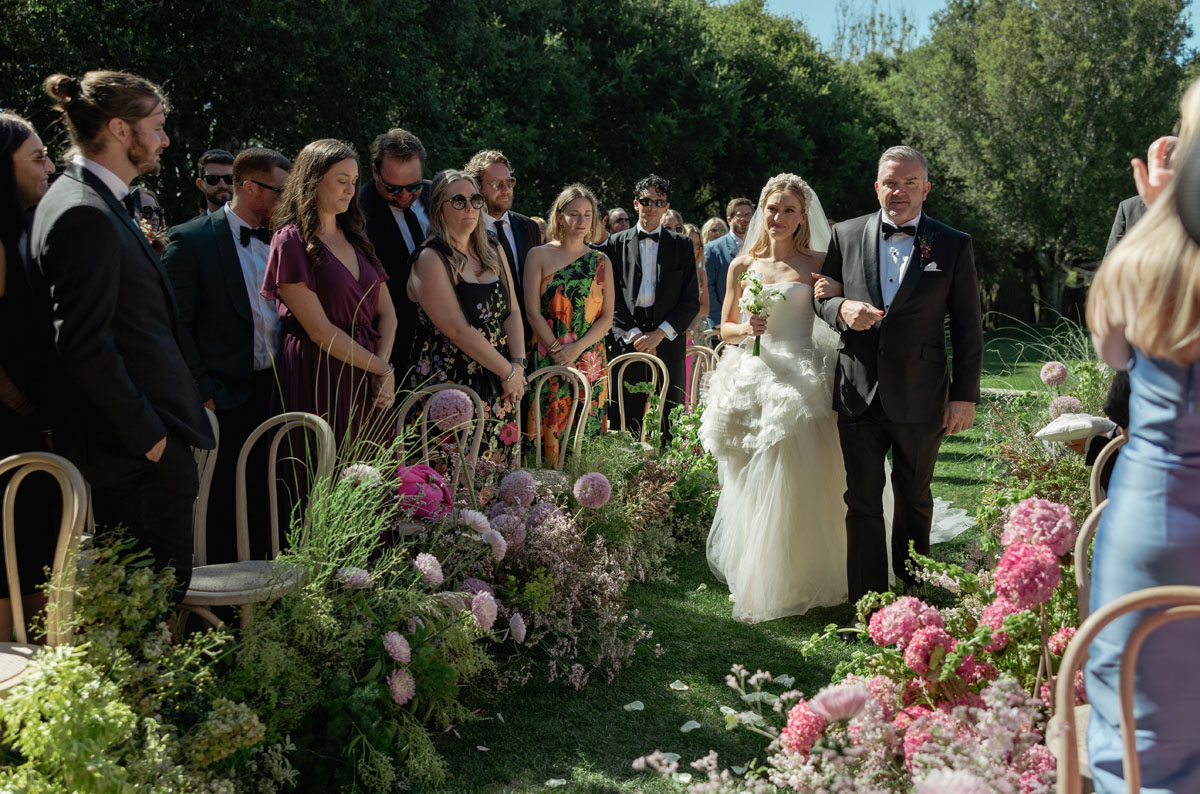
[27,163,213,485]
[703,232,741,326]
[1105,195,1146,256]
[496,210,541,292]
[603,226,701,364]
[815,212,983,424]
[161,207,260,410]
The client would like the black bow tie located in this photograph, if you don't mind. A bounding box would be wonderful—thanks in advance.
[882,222,917,240]
[240,226,273,247]
[122,189,141,219]
[637,230,660,242]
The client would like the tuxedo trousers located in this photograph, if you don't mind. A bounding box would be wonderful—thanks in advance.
[837,397,944,602]
[606,336,685,445]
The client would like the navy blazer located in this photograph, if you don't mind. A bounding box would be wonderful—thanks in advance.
[704,232,741,326]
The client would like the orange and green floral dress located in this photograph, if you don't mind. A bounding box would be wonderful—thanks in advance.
[528,249,609,463]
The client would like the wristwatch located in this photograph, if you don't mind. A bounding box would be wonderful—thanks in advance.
[511,357,528,368]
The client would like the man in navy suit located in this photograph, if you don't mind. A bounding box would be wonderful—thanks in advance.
[704,196,753,326]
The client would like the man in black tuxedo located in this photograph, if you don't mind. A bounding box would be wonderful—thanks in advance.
[28,70,214,592]
[162,146,291,564]
[815,146,983,603]
[604,174,700,443]
[1106,136,1177,255]
[359,128,431,371]
[195,148,234,216]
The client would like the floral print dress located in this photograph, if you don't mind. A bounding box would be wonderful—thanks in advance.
[528,248,609,463]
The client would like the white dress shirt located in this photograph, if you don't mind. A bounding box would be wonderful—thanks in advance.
[621,222,677,344]
[74,155,130,201]
[224,204,282,370]
[485,211,518,258]
[878,210,923,312]
[388,199,430,252]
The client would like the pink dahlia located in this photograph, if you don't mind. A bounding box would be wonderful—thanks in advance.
[980,596,1023,651]
[428,388,474,432]
[471,590,498,631]
[573,472,612,509]
[459,508,491,534]
[499,470,537,507]
[868,596,944,650]
[916,769,994,794]
[336,566,371,588]
[808,683,868,722]
[1049,394,1083,419]
[1002,497,1078,556]
[1048,626,1077,656]
[382,631,411,664]
[509,612,527,644]
[994,542,1062,609]
[780,699,826,756]
[387,668,416,706]
[481,528,508,561]
[413,552,443,587]
[1040,361,1068,386]
[903,626,954,675]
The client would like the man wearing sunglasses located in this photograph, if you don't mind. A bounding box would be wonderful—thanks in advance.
[194,148,234,215]
[603,174,699,443]
[359,128,432,368]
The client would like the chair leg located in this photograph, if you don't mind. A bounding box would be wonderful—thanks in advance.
[239,603,255,630]
[176,605,224,638]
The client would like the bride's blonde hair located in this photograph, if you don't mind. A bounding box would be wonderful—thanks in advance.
[1087,77,1200,364]
[743,173,814,260]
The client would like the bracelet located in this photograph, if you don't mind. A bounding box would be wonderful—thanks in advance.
[548,341,562,353]
[503,364,519,382]
[377,364,394,378]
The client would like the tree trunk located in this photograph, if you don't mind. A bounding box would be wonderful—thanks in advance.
[1034,252,1069,323]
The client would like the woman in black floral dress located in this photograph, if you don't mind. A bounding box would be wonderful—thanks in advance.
[406,170,526,467]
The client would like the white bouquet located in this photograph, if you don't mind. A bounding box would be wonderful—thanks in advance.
[737,271,786,356]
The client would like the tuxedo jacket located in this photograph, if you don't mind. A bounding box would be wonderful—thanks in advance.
[1106,195,1147,256]
[28,163,213,484]
[496,211,541,292]
[815,212,983,424]
[161,207,260,410]
[703,232,741,326]
[603,226,701,363]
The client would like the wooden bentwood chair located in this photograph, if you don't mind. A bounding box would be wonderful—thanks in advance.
[521,365,591,491]
[605,351,670,445]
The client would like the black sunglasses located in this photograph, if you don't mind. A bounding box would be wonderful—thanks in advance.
[444,193,485,210]
[249,179,284,194]
[379,177,423,195]
[636,196,668,208]
[202,173,234,186]
[141,205,164,219]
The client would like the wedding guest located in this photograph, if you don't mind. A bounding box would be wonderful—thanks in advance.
[525,184,615,459]
[195,148,234,215]
[1106,136,1178,254]
[464,150,541,298]
[162,146,291,563]
[137,186,165,236]
[608,207,631,233]
[530,215,548,241]
[1085,79,1200,794]
[662,209,685,235]
[682,222,711,402]
[603,174,699,442]
[262,139,397,447]
[591,200,611,248]
[408,170,526,466]
[0,112,59,639]
[29,71,214,595]
[359,128,431,370]
[705,197,752,326]
[701,216,728,244]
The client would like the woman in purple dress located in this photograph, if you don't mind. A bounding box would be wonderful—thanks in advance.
[262,139,397,448]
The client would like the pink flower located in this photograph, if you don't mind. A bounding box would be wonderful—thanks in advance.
[1002,497,1078,556]
[461,577,493,595]
[413,553,443,587]
[573,472,612,508]
[498,421,519,446]
[1049,626,1077,656]
[902,710,969,768]
[471,590,498,631]
[1016,743,1057,793]
[1040,668,1086,707]
[916,769,994,794]
[499,470,537,507]
[526,502,561,528]
[846,674,900,720]
[509,612,527,644]
[780,699,826,756]
[428,388,474,432]
[492,513,526,555]
[903,626,954,675]
[382,631,411,664]
[808,683,868,722]
[459,508,491,534]
[1049,394,1083,419]
[1040,361,1068,386]
[994,542,1062,609]
[577,350,605,383]
[482,528,508,561]
[980,597,1023,651]
[868,596,944,650]
[336,566,371,588]
[340,463,382,487]
[387,668,416,706]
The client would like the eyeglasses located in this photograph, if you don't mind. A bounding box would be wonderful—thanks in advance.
[18,150,51,164]
[379,177,423,195]
[486,178,516,191]
[666,224,684,234]
[636,196,668,208]
[444,193,485,210]
[141,205,164,219]
[610,216,630,225]
[249,179,284,194]
[731,210,753,220]
[202,173,234,186]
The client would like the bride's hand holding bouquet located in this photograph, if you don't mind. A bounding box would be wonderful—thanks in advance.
[737,271,786,356]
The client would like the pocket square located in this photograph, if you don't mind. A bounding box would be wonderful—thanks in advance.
[923,262,942,272]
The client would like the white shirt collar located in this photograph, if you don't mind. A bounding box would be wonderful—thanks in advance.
[729,230,742,245]
[223,202,252,230]
[879,209,923,233]
[74,155,130,201]
[636,220,662,236]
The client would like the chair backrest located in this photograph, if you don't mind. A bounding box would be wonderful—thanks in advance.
[1090,434,1127,509]
[1074,500,1107,623]
[686,345,718,408]
[394,383,486,494]
[191,407,220,566]
[236,412,336,561]
[701,328,722,348]
[605,352,670,443]
[0,452,89,645]
[713,341,728,358]
[525,365,589,470]
[1051,585,1200,794]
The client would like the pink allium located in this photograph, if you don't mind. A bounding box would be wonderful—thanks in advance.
[499,470,537,507]
[471,590,498,632]
[1049,394,1082,419]
[336,566,371,588]
[1049,626,1077,656]
[492,513,526,555]
[526,502,562,528]
[1002,497,1078,556]
[481,528,508,561]
[413,552,443,587]
[459,508,491,534]
[387,668,416,706]
[916,769,994,794]
[808,683,868,722]
[573,472,612,509]
[868,596,945,650]
[461,577,493,595]
[1016,743,1057,793]
[780,699,826,756]
[980,597,1023,651]
[382,631,411,664]
[340,462,382,487]
[903,626,954,675]
[994,542,1062,609]
[428,388,474,432]
[489,501,515,520]
[1040,361,1068,386]
[509,612,527,643]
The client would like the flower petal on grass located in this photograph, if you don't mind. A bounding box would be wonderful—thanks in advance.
[669,680,689,690]
[720,705,738,714]
[624,701,645,711]
[477,746,489,751]
[660,753,681,764]
[675,773,693,783]
[732,766,747,775]
[775,674,795,687]
[545,780,567,788]
[680,720,702,733]
[695,583,707,591]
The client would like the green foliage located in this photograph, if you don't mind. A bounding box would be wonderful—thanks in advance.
[660,402,719,550]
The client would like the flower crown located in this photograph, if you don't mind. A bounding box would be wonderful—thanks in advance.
[758,173,812,207]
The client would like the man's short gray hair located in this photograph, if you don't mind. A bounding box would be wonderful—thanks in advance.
[878,145,928,180]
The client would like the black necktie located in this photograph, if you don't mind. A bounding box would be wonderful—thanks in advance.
[638,230,660,242]
[494,218,517,274]
[122,188,141,219]
[402,206,424,251]
[240,226,273,247]
[881,222,916,240]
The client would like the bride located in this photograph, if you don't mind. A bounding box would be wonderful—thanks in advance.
[700,173,850,622]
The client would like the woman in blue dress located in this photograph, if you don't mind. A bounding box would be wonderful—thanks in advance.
[1085,77,1200,794]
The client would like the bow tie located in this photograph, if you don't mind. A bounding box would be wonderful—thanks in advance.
[122,189,141,219]
[637,230,660,242]
[881,222,917,240]
[240,226,273,247]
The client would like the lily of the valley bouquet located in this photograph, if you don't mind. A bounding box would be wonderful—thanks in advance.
[737,271,786,356]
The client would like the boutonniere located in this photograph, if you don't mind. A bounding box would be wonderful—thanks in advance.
[917,235,932,261]
[138,217,167,251]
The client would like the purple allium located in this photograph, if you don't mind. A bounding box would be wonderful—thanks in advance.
[526,502,561,528]
[481,528,507,561]
[459,508,491,534]
[1002,497,1078,556]
[387,668,416,706]
[509,612,527,644]
[1049,394,1082,419]
[461,577,493,595]
[498,470,537,507]
[471,590,498,631]
[428,388,474,432]
[382,631,411,664]
[336,566,371,588]
[808,683,868,722]
[490,502,515,520]
[413,553,443,587]
[340,462,382,488]
[994,541,1062,609]
[1040,361,1068,386]
[573,472,612,508]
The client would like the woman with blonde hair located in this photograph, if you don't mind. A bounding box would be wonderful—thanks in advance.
[524,184,615,459]
[1084,76,1200,794]
[701,216,728,243]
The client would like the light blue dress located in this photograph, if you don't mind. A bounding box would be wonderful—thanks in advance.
[1087,350,1200,793]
